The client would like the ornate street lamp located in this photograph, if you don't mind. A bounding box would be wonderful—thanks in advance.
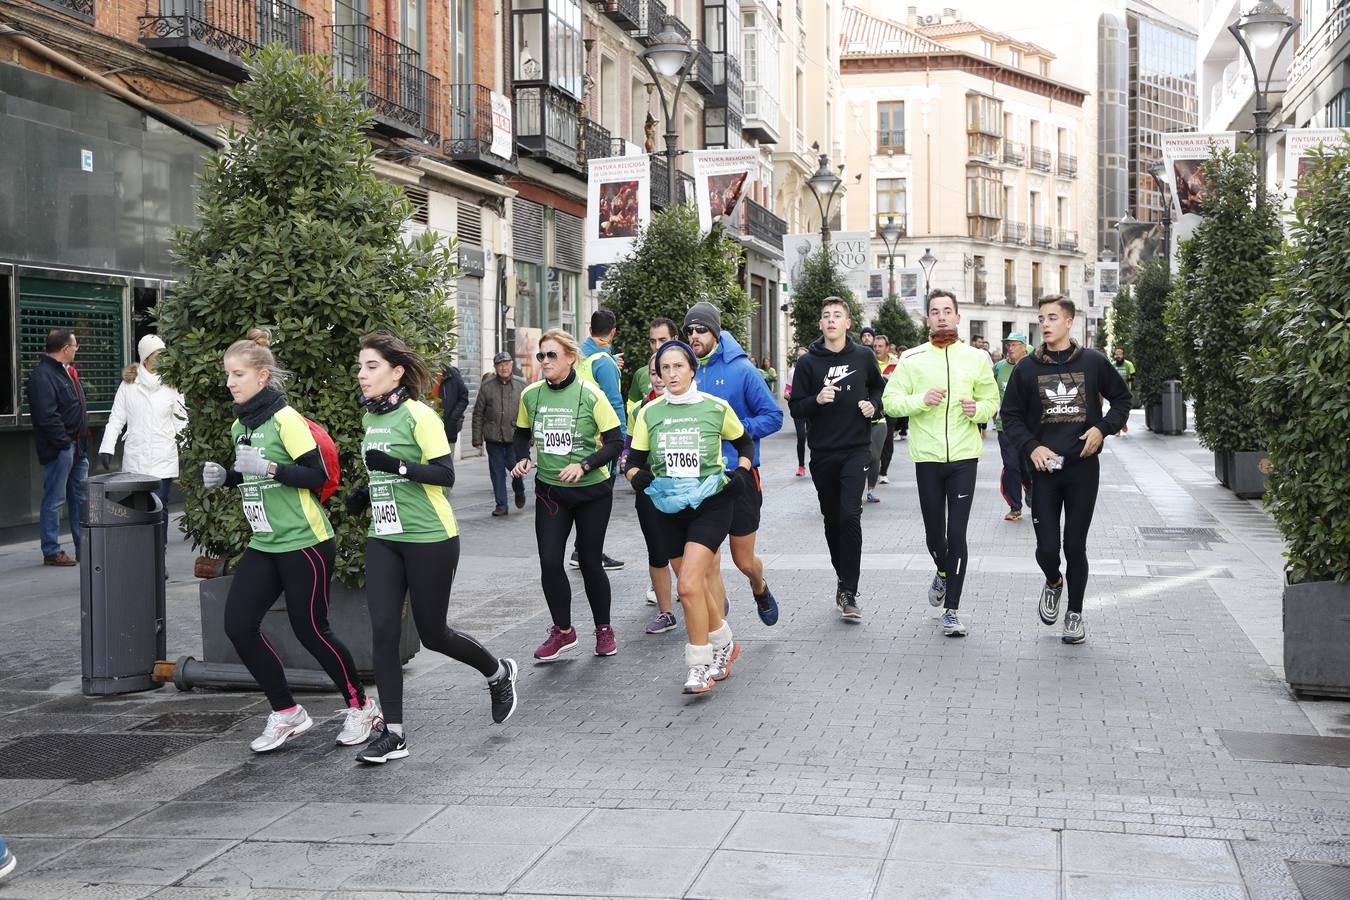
[1228,1,1299,194]
[878,215,904,298]
[918,247,937,301]
[807,142,845,244]
[638,27,695,204]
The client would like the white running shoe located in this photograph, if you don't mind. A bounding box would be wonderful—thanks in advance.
[879,475,890,485]
[250,706,314,753]
[644,588,658,606]
[710,641,741,682]
[335,697,383,746]
[683,665,715,694]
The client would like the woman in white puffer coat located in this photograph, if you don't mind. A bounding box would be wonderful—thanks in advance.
[98,334,188,545]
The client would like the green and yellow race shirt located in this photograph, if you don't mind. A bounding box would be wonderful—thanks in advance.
[517,376,622,488]
[231,406,333,553]
[631,394,745,484]
[361,399,458,542]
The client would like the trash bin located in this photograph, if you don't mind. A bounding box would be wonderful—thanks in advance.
[80,473,166,695]
[1157,380,1187,435]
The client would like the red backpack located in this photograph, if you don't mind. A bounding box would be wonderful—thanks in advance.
[304,418,341,504]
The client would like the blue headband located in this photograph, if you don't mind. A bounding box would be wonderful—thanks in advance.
[654,339,698,370]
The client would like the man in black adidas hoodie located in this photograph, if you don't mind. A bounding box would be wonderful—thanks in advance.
[788,297,884,620]
[999,295,1132,645]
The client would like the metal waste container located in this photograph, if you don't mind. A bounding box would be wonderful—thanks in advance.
[1157,380,1187,435]
[80,473,166,695]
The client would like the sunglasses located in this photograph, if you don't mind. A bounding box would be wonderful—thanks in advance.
[534,350,562,361]
[685,325,712,336]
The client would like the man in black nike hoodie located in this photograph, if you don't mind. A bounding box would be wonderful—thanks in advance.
[999,295,1131,646]
[788,297,884,620]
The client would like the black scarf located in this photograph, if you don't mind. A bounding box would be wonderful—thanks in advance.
[234,385,287,429]
[1034,339,1084,366]
[360,384,409,415]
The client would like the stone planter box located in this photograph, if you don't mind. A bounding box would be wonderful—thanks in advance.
[199,575,419,678]
[1229,450,1269,500]
[1284,577,1350,699]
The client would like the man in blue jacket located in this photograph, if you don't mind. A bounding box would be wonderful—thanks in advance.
[684,301,784,625]
[575,308,626,571]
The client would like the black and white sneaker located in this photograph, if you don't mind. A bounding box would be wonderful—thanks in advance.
[928,573,947,608]
[1039,581,1064,625]
[1062,612,1086,644]
[569,550,625,571]
[489,658,519,724]
[839,592,862,621]
[356,726,409,764]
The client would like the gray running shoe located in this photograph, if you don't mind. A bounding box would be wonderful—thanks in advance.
[1062,611,1086,644]
[941,608,967,637]
[928,573,947,608]
[1038,581,1064,625]
[645,611,677,634]
[839,591,862,621]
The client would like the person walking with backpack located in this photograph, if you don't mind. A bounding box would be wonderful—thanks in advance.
[471,352,527,517]
[200,328,379,754]
[345,332,518,764]
[438,363,469,452]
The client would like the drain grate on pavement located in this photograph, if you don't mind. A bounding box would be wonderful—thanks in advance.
[1138,526,1225,543]
[0,732,203,782]
[1288,862,1350,900]
[130,712,248,735]
[1218,730,1350,767]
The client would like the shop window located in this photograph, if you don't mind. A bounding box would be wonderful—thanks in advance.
[18,276,125,416]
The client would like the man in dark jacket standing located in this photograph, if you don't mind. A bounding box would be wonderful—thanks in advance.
[472,352,527,517]
[439,364,470,451]
[788,298,884,621]
[25,328,89,566]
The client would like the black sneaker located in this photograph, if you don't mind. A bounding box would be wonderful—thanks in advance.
[840,591,862,621]
[515,490,526,509]
[1039,581,1064,625]
[835,587,847,613]
[569,550,581,569]
[356,726,408,764]
[488,658,519,724]
[601,553,624,571]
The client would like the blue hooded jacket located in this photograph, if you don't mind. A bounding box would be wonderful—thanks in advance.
[696,331,783,470]
[580,335,626,438]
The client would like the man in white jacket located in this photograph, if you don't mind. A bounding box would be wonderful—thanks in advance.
[98,334,188,547]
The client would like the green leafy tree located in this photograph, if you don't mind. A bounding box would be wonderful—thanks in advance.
[1106,285,1135,355]
[1129,258,1180,410]
[1166,147,1279,452]
[600,204,754,392]
[157,45,460,587]
[788,247,864,348]
[1245,142,1350,583]
[872,295,925,350]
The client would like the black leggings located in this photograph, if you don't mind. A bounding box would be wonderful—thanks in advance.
[914,460,978,610]
[1031,456,1100,615]
[536,480,613,629]
[809,447,868,593]
[366,536,498,724]
[879,418,897,477]
[634,489,669,569]
[224,540,366,712]
[793,417,808,467]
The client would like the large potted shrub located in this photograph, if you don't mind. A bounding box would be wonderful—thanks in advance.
[158,46,459,671]
[787,246,865,348]
[873,293,927,351]
[1128,259,1183,434]
[1247,142,1350,698]
[1167,147,1279,495]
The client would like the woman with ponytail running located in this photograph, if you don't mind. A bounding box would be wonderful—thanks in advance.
[346,332,518,765]
[201,328,379,753]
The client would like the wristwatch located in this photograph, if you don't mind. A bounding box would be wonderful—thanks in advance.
[580,461,592,474]
[265,462,278,479]
[398,461,408,477]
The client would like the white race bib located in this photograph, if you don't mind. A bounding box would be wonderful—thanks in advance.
[242,500,272,533]
[663,448,701,478]
[371,499,403,536]
[542,429,573,456]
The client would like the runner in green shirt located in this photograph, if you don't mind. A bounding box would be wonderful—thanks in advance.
[512,329,625,662]
[626,339,755,695]
[344,332,517,765]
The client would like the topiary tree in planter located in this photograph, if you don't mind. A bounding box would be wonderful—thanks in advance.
[873,294,926,350]
[1127,258,1180,428]
[600,204,755,395]
[1166,146,1279,484]
[157,45,460,591]
[788,246,864,348]
[1106,284,1135,355]
[1247,141,1350,697]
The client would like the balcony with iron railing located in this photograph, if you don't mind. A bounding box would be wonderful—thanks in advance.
[515,84,582,174]
[742,83,780,143]
[1057,229,1079,251]
[1001,140,1025,166]
[139,0,314,80]
[35,0,94,23]
[1032,285,1044,302]
[1030,146,1051,172]
[686,40,715,95]
[598,0,641,31]
[660,11,691,43]
[444,83,517,175]
[1004,283,1018,304]
[1002,221,1025,244]
[581,118,614,166]
[650,156,693,209]
[330,20,439,142]
[1056,153,1077,178]
[1288,1,1349,88]
[630,0,666,45]
[1030,224,1053,247]
[740,198,786,252]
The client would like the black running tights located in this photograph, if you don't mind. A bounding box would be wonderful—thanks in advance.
[914,460,978,610]
[809,448,868,594]
[536,481,613,630]
[224,540,366,713]
[794,416,808,467]
[367,536,498,724]
[1031,456,1100,615]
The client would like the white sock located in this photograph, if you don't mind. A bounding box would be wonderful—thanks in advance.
[685,643,715,667]
[487,660,506,682]
[708,621,733,650]
[387,723,404,736]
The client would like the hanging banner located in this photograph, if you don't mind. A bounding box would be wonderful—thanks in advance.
[1283,128,1349,207]
[1118,220,1162,285]
[896,267,924,315]
[1095,261,1119,301]
[584,154,652,266]
[865,269,887,302]
[1160,131,1238,241]
[783,231,872,303]
[489,91,514,160]
[692,148,759,233]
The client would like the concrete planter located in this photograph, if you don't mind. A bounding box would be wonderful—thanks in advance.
[1229,450,1269,500]
[1284,577,1350,699]
[1214,451,1231,488]
[199,575,419,678]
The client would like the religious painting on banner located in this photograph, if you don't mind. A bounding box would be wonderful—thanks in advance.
[1160,131,1238,241]
[585,155,652,265]
[1118,220,1162,285]
[692,149,760,233]
[1283,129,1349,210]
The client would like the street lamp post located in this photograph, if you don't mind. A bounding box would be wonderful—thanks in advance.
[918,247,937,301]
[1228,1,1300,200]
[878,215,904,298]
[638,27,696,205]
[1147,160,1173,268]
[807,142,845,244]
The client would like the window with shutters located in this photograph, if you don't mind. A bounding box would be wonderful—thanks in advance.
[404,187,430,225]
[513,200,546,263]
[966,165,1003,240]
[552,211,584,272]
[877,101,904,154]
[457,201,483,246]
[18,276,125,416]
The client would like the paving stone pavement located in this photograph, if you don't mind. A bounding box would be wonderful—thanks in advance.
[1,409,1349,899]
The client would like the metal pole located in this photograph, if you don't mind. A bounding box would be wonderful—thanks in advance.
[665,130,678,203]
[887,255,896,298]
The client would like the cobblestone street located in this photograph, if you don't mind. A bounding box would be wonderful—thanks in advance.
[1,412,1348,899]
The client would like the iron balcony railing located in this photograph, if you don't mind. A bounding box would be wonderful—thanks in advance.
[678,171,695,204]
[1002,221,1025,244]
[600,0,641,30]
[1004,283,1018,304]
[40,0,95,23]
[1057,153,1078,178]
[330,21,439,142]
[582,118,613,164]
[1030,224,1053,247]
[1032,285,1045,302]
[631,0,666,44]
[660,12,691,43]
[444,83,517,173]
[651,155,672,209]
[1057,229,1079,251]
[139,0,314,78]
[1030,147,1052,171]
[687,39,715,95]
[515,84,581,173]
[1002,140,1025,166]
[743,198,786,250]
